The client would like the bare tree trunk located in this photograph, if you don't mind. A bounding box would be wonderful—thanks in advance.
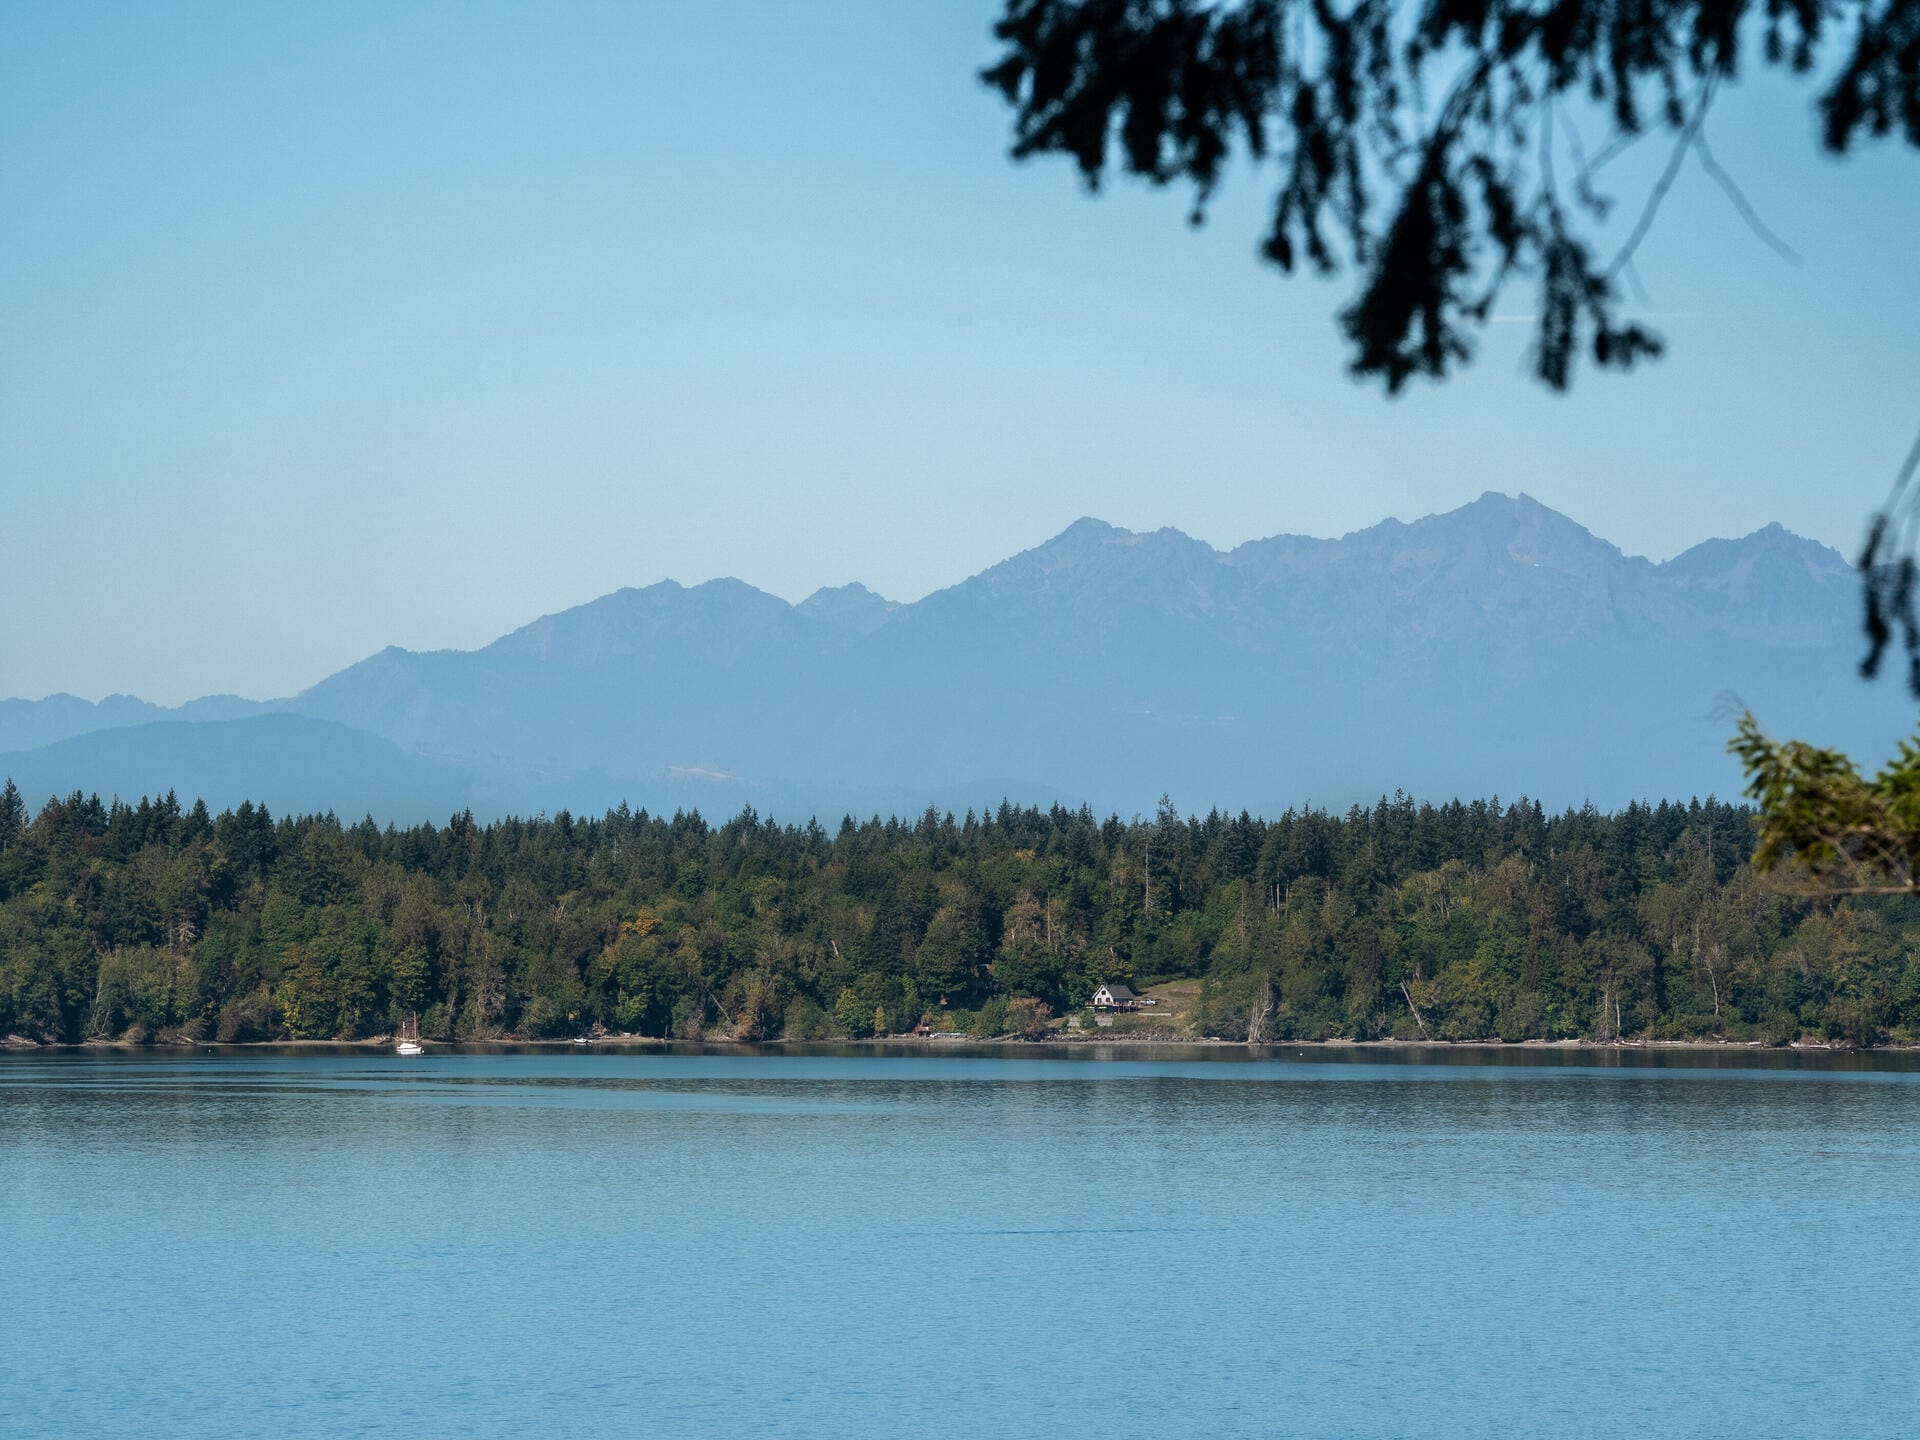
[1400,981,1430,1040]
[1247,976,1274,1046]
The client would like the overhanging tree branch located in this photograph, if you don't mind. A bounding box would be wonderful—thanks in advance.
[1860,420,1920,694]
[984,0,1920,393]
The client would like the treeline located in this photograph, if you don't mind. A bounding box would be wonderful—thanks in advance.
[0,779,1914,1047]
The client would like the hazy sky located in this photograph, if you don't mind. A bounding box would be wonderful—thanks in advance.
[4,1,1916,704]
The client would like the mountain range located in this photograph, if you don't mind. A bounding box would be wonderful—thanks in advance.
[5,493,1912,821]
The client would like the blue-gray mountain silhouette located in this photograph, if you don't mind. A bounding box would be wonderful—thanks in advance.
[4,494,1911,820]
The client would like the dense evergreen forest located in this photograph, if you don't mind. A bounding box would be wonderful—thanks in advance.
[1,778,1916,1047]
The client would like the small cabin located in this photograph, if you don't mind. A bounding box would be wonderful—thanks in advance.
[1090,982,1140,1011]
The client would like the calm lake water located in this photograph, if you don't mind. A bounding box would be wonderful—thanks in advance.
[5,1045,1919,1439]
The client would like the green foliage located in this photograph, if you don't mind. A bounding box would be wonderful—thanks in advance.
[1733,713,1920,893]
[783,995,831,1041]
[833,987,874,1039]
[3,777,1918,1047]
[1003,996,1053,1038]
[0,779,25,853]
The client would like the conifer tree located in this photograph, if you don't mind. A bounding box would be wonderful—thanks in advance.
[0,778,23,852]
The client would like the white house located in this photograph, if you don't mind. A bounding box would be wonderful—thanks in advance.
[1090,982,1140,1011]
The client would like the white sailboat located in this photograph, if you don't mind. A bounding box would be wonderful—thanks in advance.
[395,1012,425,1056]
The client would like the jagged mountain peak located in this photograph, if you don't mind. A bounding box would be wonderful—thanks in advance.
[1028,517,1216,559]
[797,583,899,637]
[1225,493,1624,591]
[1053,515,1123,541]
[484,576,795,664]
[928,517,1227,625]
[1665,522,1848,579]
[1388,491,1626,572]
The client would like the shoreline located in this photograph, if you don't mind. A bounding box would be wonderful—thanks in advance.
[7,1032,1915,1055]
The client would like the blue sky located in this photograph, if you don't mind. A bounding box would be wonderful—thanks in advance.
[3,0,1916,704]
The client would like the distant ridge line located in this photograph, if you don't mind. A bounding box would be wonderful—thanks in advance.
[0,494,1898,823]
